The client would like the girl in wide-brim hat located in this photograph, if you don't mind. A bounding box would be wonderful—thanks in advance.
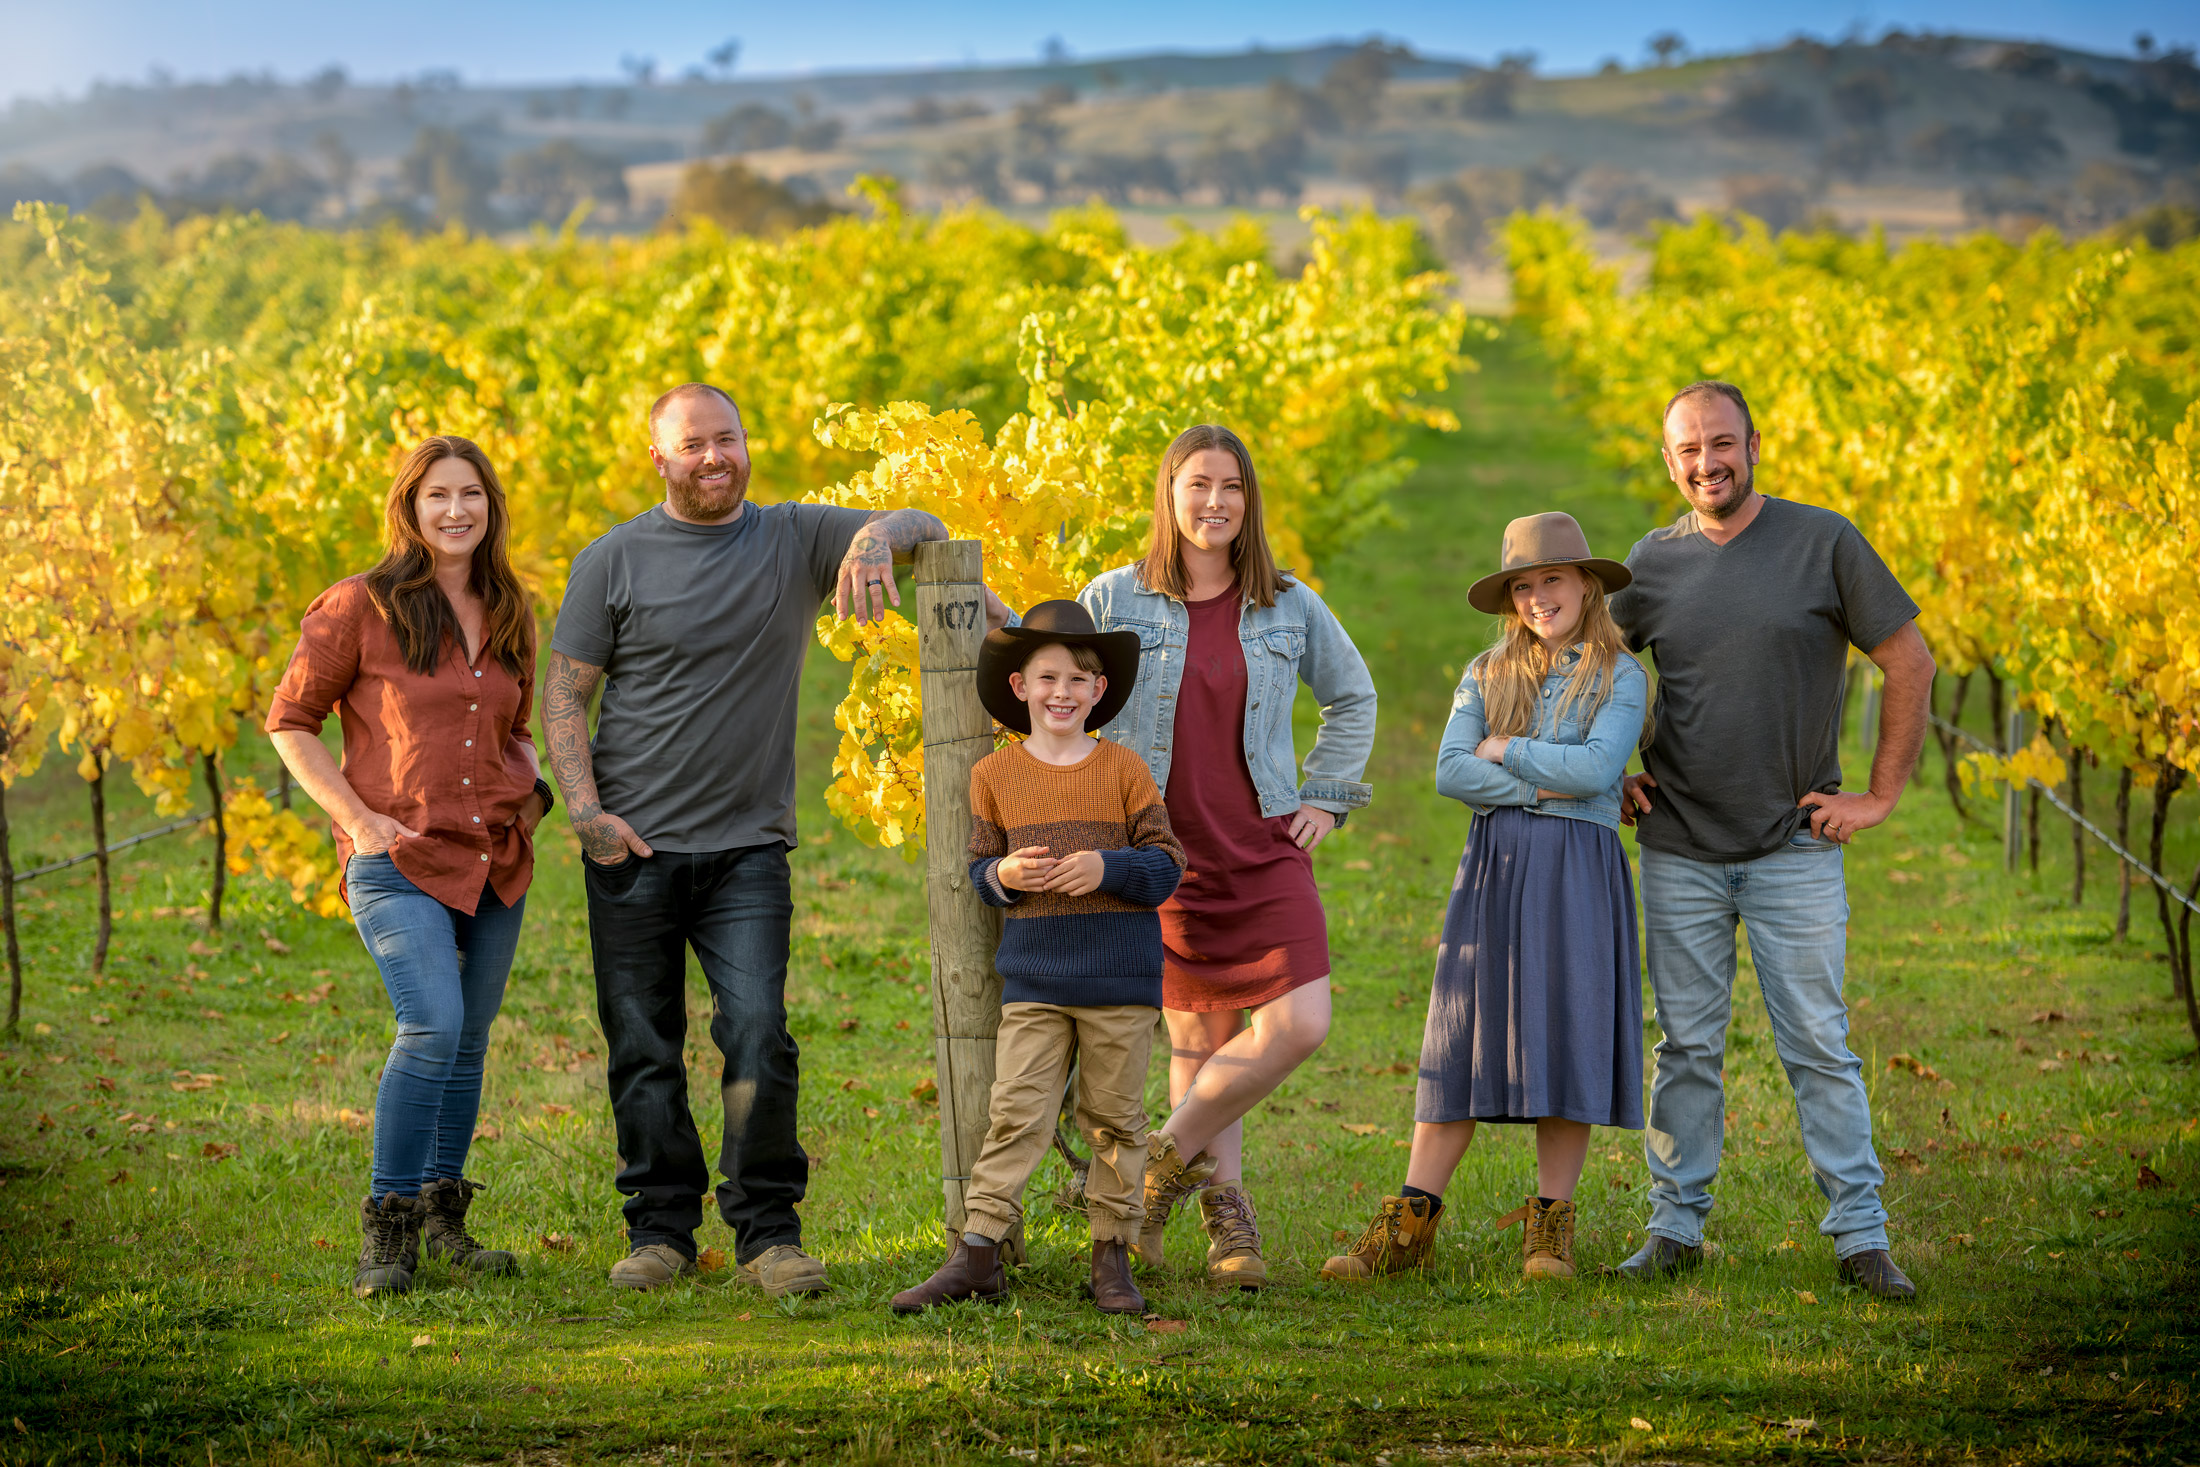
[1322,512,1650,1284]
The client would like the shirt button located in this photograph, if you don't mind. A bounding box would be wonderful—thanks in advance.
[465,739,473,747]
[472,816,481,823]
[480,853,489,861]
[474,670,483,678]
[462,778,470,785]
[469,703,477,711]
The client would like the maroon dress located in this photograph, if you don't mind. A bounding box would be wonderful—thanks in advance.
[1159,591,1331,1012]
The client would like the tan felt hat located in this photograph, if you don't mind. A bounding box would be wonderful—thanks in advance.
[1466,512,1633,615]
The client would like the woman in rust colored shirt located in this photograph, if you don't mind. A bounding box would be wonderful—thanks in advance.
[1078,425,1377,1288]
[268,436,550,1299]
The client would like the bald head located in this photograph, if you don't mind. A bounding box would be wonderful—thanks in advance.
[649,382,742,443]
[648,383,751,524]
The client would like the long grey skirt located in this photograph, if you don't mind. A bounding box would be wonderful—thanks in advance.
[1414,805,1644,1129]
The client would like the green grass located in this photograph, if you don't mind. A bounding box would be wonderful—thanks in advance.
[2,328,2197,1464]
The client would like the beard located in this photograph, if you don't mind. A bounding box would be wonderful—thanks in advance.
[1689,457,1755,520]
[665,458,749,522]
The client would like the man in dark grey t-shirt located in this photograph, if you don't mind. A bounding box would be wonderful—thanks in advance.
[1608,380,1936,1301]
[544,382,1007,1295]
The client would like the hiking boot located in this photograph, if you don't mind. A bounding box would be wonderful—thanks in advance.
[354,1193,422,1298]
[1088,1239,1147,1315]
[419,1177,517,1277]
[609,1242,696,1290]
[1837,1248,1917,1301]
[1614,1233,1703,1280]
[1133,1133,1217,1269]
[1198,1182,1269,1289]
[890,1240,1008,1315]
[739,1243,830,1297]
[1496,1195,1576,1280]
[1319,1195,1442,1281]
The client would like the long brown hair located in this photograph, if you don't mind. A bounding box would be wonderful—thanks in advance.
[1137,425,1289,607]
[1472,568,1650,744]
[363,436,536,677]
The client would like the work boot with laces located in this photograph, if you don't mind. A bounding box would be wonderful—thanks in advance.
[1197,1182,1268,1288]
[419,1176,518,1277]
[354,1193,423,1298]
[1133,1132,1217,1269]
[1319,1194,1442,1281]
[1496,1194,1577,1279]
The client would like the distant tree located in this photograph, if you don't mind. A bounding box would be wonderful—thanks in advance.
[1987,42,2059,80]
[2136,32,2157,58]
[668,159,837,235]
[1036,81,1078,109]
[1972,107,2065,175]
[1065,151,1179,204]
[306,65,347,103]
[1012,99,1067,157]
[1823,129,1889,181]
[1042,36,1070,66]
[1722,173,1815,233]
[1186,139,1261,205]
[1250,130,1308,199]
[926,143,1006,204]
[1266,78,1340,134]
[703,103,792,154]
[505,139,630,221]
[1716,82,1817,138]
[1408,160,1573,258]
[1570,165,1679,231]
[2069,159,2157,228]
[620,55,658,87]
[601,89,631,119]
[1009,154,1058,201]
[400,126,498,229]
[1648,32,1686,67]
[168,153,329,221]
[1598,57,1625,77]
[1458,66,1519,120]
[1829,70,1897,128]
[793,117,845,152]
[1321,40,1408,132]
[313,130,356,208]
[1340,144,1411,202]
[1094,66,1122,90]
[707,39,741,79]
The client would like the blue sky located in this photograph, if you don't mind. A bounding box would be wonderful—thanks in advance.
[1,0,2192,103]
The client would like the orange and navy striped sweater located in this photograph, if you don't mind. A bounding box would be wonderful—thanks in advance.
[966,739,1187,1007]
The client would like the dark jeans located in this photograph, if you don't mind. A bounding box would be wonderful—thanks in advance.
[585,842,805,1263]
[347,853,525,1201]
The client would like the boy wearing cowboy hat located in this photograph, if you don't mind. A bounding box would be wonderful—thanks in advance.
[891,601,1188,1317]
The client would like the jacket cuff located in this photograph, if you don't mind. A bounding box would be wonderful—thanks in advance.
[1298,778,1372,811]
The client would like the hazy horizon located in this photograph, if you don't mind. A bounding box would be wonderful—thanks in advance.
[3,0,2193,106]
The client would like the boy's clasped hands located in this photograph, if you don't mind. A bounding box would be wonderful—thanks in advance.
[997,845,1105,897]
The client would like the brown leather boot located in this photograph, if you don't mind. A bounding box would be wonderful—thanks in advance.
[420,1177,517,1276]
[889,1240,1009,1315]
[1133,1133,1218,1269]
[1319,1195,1442,1281]
[353,1193,422,1298]
[1198,1182,1269,1288]
[1496,1195,1577,1279]
[1087,1239,1147,1315]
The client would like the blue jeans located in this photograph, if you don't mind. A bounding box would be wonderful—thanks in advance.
[584,843,805,1264]
[1638,835,1888,1258]
[347,853,527,1201]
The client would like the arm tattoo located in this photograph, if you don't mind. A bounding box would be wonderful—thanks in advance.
[543,650,606,823]
[847,508,948,575]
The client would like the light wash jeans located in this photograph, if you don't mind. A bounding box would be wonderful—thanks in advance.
[347,852,526,1201]
[1638,834,1889,1258]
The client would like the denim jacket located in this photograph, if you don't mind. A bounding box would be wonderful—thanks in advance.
[1078,564,1377,819]
[1435,647,1648,830]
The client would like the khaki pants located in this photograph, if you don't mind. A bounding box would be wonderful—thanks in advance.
[963,1002,1157,1246]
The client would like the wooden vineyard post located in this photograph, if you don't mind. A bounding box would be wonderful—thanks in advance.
[913,541,1017,1257]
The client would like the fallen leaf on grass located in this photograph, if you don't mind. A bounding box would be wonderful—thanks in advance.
[335,1108,371,1129]
[311,1053,334,1066]
[169,1073,220,1093]
[266,1031,290,1046]
[34,1113,53,1131]
[540,1233,575,1252]
[837,1018,859,1033]
[1784,1418,1818,1439]
[2137,1164,2165,1190]
[105,1170,129,1187]
[1340,1123,1383,1136]
[538,1103,573,1117]
[840,1078,858,1091]
[1629,1417,1653,1431]
[734,1312,753,1322]
[1887,869,1918,884]
[263,937,290,955]
[863,1107,880,1119]
[1342,859,1373,871]
[910,1077,938,1104]
[2125,1248,2142,1260]
[1776,1238,1800,1252]
[89,1013,111,1027]
[2093,1208,2125,1219]
[1948,1233,1975,1246]
[91,1075,116,1092]
[894,1019,910,1030]
[1886,1147,1926,1173]
[2038,1059,2065,1073]
[411,1334,433,1348]
[697,1247,728,1273]
[1793,1290,1818,1305]
[200,1142,238,1161]
[2030,1010,2068,1024]
[311,1238,332,1250]
[187,940,217,958]
[1887,1053,1945,1084]
[127,1122,153,1136]
[473,1123,502,1141]
[1145,1318,1188,1334]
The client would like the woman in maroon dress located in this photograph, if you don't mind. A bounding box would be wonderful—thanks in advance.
[1078,425,1378,1286]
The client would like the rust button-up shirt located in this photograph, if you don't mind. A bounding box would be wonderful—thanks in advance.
[266,576,538,914]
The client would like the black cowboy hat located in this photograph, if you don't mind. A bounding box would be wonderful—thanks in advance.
[977,600,1142,735]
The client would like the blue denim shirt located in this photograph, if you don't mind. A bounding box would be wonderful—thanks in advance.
[1078,565,1377,818]
[1435,647,1648,830]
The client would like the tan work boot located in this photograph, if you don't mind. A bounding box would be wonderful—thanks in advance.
[609,1242,696,1290]
[1496,1195,1577,1279]
[739,1243,829,1297]
[353,1193,423,1298]
[420,1177,517,1277]
[1198,1182,1268,1288]
[1133,1133,1218,1269]
[1319,1195,1442,1281]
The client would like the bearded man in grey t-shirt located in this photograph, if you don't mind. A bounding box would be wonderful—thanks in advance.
[544,382,1008,1295]
[1608,380,1936,1301]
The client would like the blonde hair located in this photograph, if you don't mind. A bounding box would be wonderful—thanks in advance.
[1138,424,1289,608]
[1472,568,1650,744]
